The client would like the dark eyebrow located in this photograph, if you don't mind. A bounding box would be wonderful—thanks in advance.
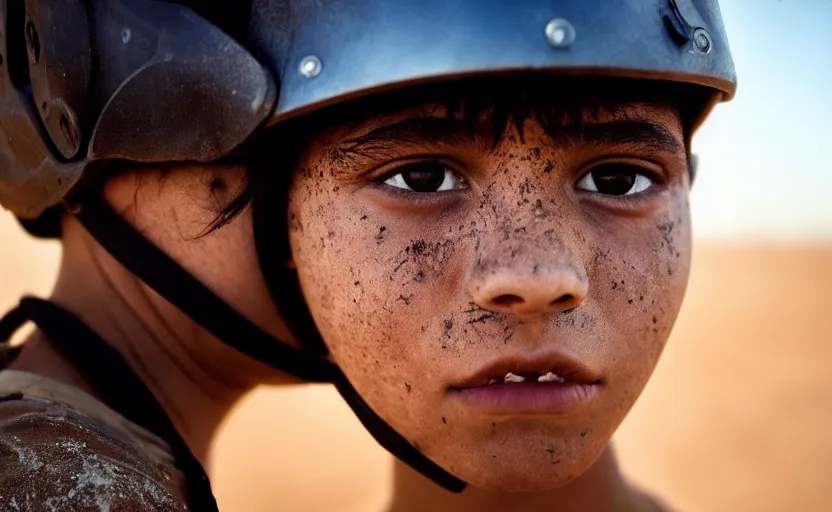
[333,117,488,163]
[564,120,685,155]
[331,116,684,166]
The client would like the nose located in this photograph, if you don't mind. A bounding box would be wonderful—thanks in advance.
[469,253,588,318]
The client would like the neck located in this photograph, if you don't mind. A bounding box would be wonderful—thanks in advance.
[389,447,650,512]
[9,229,256,468]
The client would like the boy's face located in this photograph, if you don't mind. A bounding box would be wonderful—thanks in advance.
[287,87,691,491]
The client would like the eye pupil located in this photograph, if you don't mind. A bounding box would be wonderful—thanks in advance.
[401,162,446,192]
[591,166,636,195]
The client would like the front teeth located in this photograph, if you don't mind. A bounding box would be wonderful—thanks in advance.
[538,372,565,383]
[486,372,566,385]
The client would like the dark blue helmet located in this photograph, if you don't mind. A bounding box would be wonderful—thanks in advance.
[1,0,735,221]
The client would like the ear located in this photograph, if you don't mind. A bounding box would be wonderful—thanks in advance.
[688,153,699,187]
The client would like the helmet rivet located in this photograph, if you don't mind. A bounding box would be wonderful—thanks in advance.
[299,55,322,78]
[693,27,712,54]
[545,18,576,49]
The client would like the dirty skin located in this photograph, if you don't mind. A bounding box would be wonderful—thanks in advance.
[287,92,693,490]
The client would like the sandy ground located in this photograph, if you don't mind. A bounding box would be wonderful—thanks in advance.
[1,215,830,511]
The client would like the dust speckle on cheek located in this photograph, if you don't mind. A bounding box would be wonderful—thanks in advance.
[441,317,456,349]
[581,189,692,388]
[393,237,460,286]
[375,225,387,243]
[443,318,454,334]
[553,309,596,330]
[397,294,413,305]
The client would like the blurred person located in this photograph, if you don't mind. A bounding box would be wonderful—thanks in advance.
[0,1,735,510]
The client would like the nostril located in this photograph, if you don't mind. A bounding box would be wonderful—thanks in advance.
[550,294,575,307]
[492,294,524,307]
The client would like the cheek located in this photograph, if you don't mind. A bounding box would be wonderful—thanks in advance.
[584,190,692,399]
[287,176,461,414]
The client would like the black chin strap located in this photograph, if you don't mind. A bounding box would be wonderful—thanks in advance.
[327,367,466,492]
[73,194,466,493]
[0,298,219,511]
[75,197,330,383]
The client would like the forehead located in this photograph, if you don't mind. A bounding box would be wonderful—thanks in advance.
[308,77,686,148]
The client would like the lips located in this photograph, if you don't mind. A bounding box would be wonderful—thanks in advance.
[452,354,602,390]
[449,354,602,415]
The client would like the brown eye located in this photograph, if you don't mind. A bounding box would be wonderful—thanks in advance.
[383,161,465,193]
[577,163,653,196]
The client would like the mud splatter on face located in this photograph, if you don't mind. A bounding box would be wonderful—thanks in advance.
[288,91,691,491]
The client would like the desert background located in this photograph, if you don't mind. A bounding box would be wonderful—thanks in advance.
[3,226,829,512]
[1,1,830,511]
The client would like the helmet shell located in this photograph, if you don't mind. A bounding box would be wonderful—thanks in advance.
[258,0,735,124]
[0,0,735,225]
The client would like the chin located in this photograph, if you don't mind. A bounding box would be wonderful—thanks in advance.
[427,433,614,493]
[464,467,580,493]
[449,453,595,493]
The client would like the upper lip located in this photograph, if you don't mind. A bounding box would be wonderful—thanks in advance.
[451,353,603,389]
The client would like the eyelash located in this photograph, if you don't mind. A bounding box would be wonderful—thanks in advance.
[370,154,671,201]
[575,160,665,196]
[374,158,468,191]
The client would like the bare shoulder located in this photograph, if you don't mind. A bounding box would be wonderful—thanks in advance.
[0,393,187,511]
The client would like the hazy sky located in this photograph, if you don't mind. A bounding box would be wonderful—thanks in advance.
[691,0,832,242]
